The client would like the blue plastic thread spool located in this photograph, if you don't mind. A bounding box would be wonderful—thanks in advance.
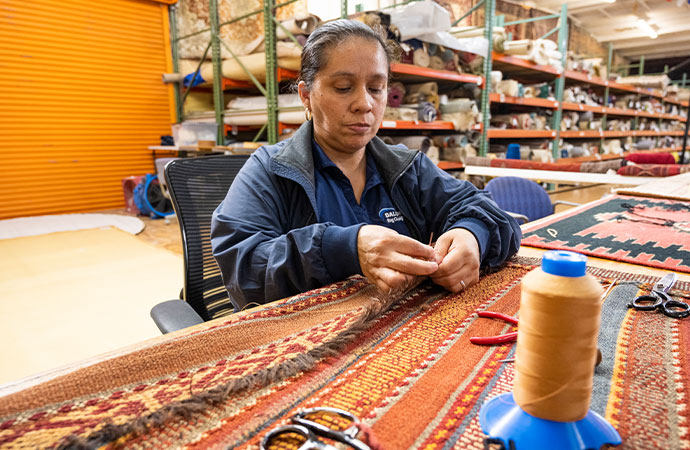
[506,143,521,159]
[479,251,622,450]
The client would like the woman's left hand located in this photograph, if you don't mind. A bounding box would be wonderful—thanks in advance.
[430,228,480,292]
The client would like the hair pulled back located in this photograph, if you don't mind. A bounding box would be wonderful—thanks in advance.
[298,19,395,90]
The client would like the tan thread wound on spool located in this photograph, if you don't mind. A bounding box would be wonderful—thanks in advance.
[513,268,603,422]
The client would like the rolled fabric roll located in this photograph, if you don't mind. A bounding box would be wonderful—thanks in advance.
[504,39,533,55]
[493,34,506,53]
[407,81,438,96]
[398,107,418,121]
[523,86,536,98]
[430,55,445,70]
[442,146,464,162]
[426,92,441,110]
[426,145,440,164]
[433,134,468,148]
[418,102,437,122]
[517,113,533,129]
[392,136,432,153]
[383,106,401,121]
[400,48,415,64]
[468,130,482,146]
[277,14,321,39]
[496,80,519,96]
[440,48,455,62]
[464,144,477,158]
[413,48,430,67]
[387,82,406,107]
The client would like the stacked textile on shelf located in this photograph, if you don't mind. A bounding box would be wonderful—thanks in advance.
[176,0,319,86]
[224,93,305,126]
[465,156,623,174]
[566,54,607,79]
[179,41,303,86]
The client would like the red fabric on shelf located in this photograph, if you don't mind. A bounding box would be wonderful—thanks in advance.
[617,164,690,177]
[625,152,676,165]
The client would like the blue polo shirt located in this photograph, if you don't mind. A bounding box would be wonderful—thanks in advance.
[312,140,411,237]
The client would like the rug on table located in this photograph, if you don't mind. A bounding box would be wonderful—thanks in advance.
[1,260,689,450]
[0,228,182,385]
[521,194,690,273]
[0,213,145,239]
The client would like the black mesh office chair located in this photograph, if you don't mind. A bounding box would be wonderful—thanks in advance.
[150,154,250,333]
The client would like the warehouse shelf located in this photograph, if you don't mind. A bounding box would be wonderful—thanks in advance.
[487,129,556,138]
[380,120,456,130]
[560,103,686,122]
[390,63,483,85]
[437,161,464,170]
[559,130,685,138]
[491,52,561,83]
[221,68,298,90]
[489,93,558,109]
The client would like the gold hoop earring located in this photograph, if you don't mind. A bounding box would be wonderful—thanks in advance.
[305,108,312,121]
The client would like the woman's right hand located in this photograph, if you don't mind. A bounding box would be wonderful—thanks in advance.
[357,225,438,292]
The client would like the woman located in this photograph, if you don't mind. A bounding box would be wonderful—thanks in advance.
[211,20,521,311]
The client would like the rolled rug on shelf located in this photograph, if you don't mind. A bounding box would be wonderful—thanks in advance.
[517,113,533,130]
[443,111,477,131]
[496,80,519,96]
[503,39,533,56]
[430,55,445,70]
[276,14,320,39]
[440,98,476,114]
[384,106,418,121]
[441,146,464,162]
[433,134,469,148]
[389,136,433,153]
[468,130,482,146]
[413,48,430,67]
[226,93,302,110]
[224,108,306,126]
[387,82,406,107]
[417,102,438,122]
[406,81,438,97]
[426,145,440,164]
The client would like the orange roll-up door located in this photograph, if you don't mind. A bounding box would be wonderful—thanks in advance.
[0,0,175,219]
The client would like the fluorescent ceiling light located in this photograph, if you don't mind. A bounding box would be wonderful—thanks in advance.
[603,0,616,3]
[636,18,658,39]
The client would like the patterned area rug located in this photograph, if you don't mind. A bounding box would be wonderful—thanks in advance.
[1,260,689,449]
[521,194,690,273]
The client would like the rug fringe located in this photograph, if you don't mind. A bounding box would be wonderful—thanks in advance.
[57,282,418,449]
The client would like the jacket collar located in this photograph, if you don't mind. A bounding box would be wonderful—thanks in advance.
[271,121,419,191]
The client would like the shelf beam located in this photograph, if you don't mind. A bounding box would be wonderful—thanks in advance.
[479,0,494,156]
[551,3,568,159]
[209,0,224,145]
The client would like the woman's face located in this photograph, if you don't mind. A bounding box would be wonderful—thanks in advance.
[299,36,388,156]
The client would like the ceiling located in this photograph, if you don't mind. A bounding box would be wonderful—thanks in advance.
[524,0,690,61]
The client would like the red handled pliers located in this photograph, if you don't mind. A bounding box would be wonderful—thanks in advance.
[470,311,518,345]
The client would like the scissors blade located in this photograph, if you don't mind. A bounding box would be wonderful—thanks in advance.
[655,273,678,294]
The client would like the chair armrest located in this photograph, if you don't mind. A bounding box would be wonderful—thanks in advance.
[506,211,530,223]
[553,200,581,208]
[151,300,204,334]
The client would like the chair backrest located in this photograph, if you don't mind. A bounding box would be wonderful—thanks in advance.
[484,176,554,222]
[165,154,250,321]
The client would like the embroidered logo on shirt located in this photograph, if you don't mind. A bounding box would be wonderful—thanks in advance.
[379,207,404,224]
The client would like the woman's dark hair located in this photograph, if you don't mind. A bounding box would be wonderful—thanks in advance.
[298,19,396,89]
